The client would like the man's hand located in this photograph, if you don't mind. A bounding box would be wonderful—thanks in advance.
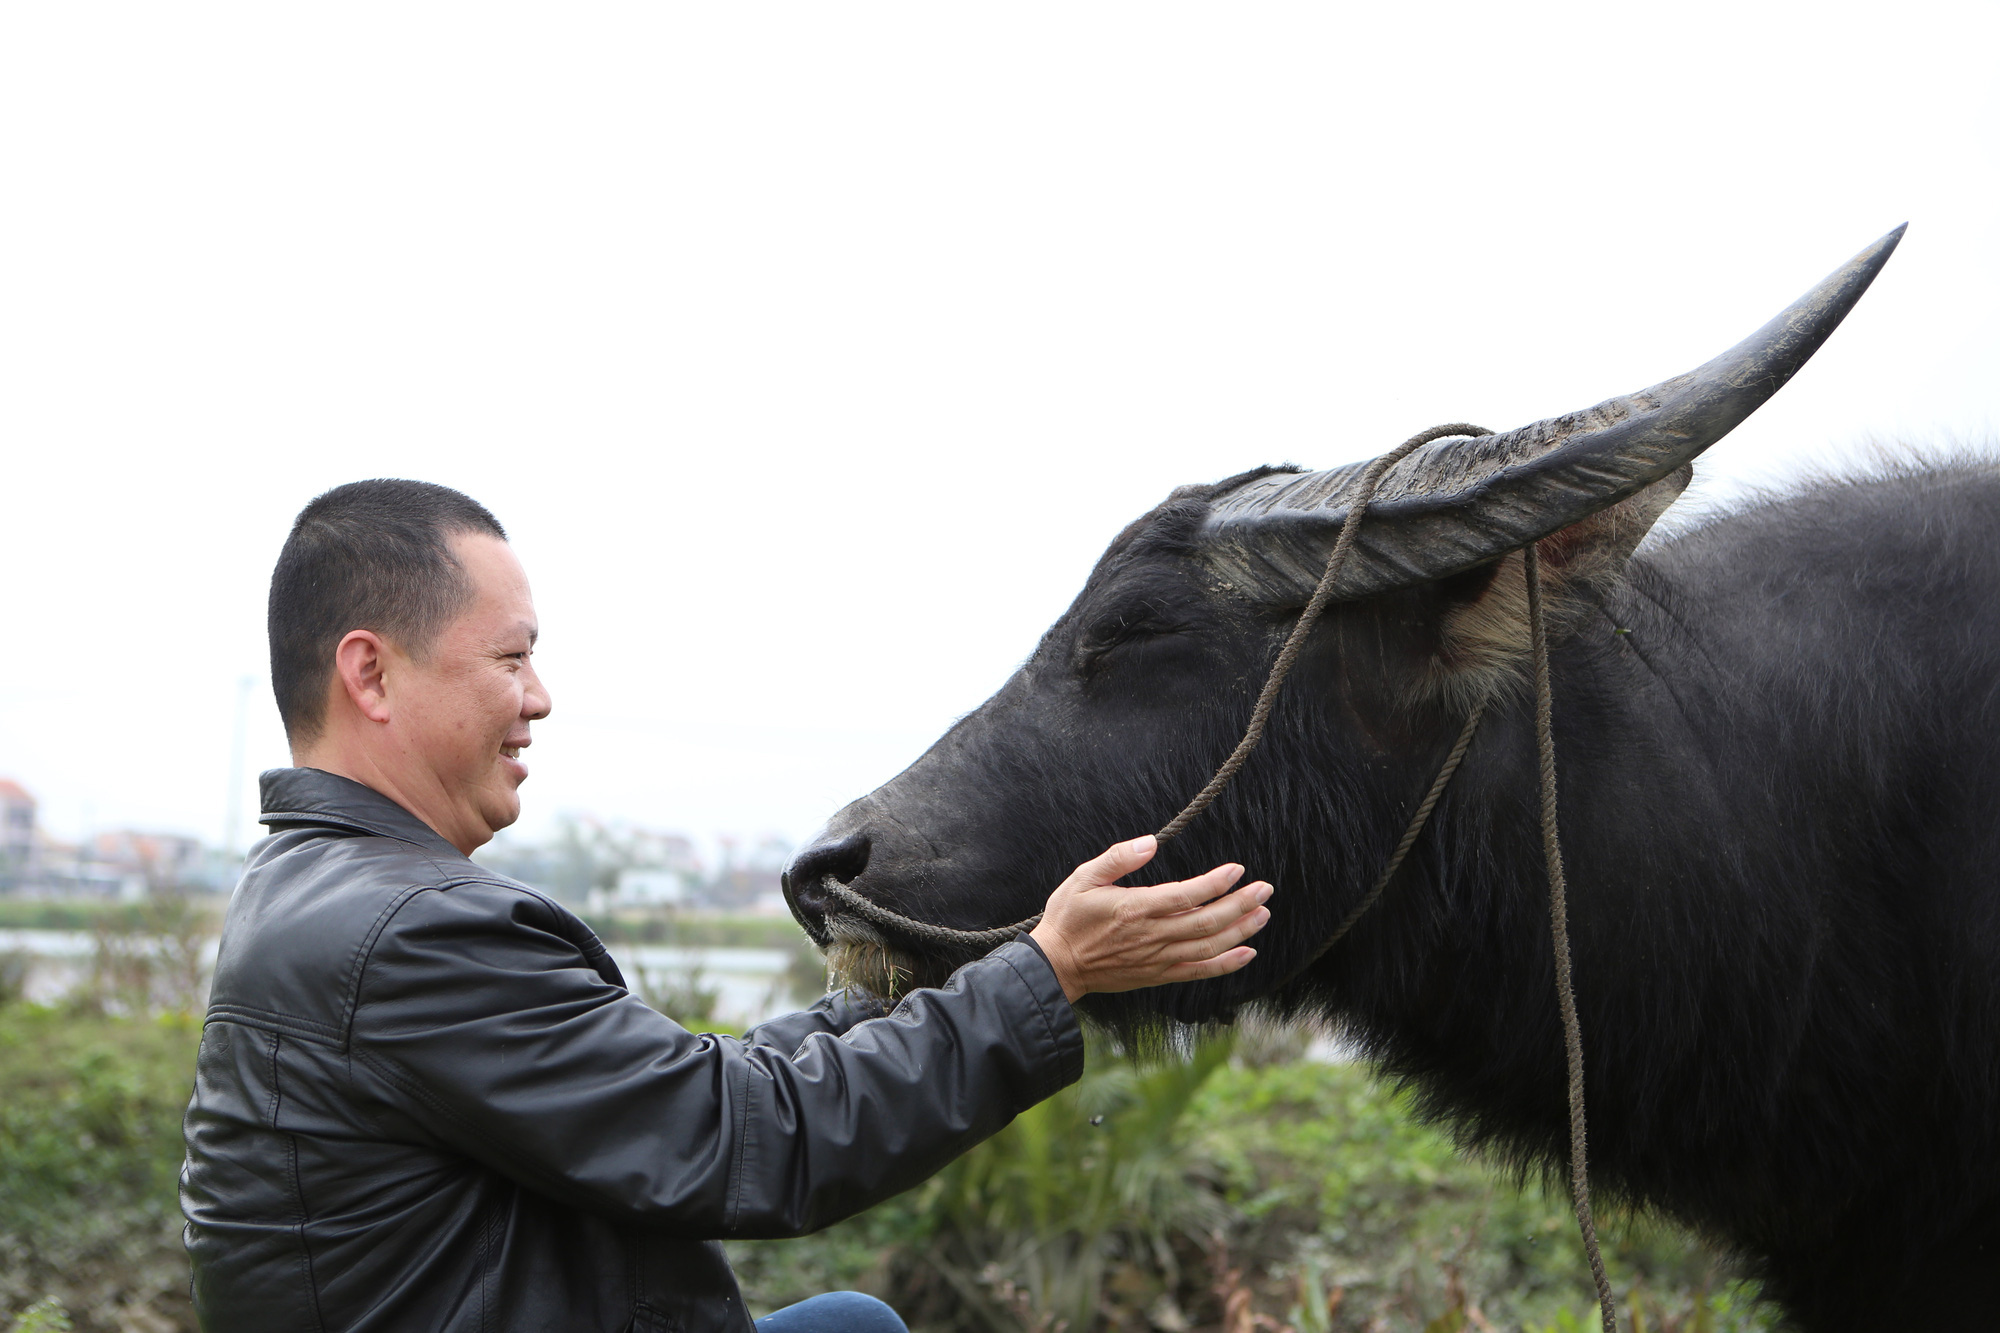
[1027,835,1271,1003]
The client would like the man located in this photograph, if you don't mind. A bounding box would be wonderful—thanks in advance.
[182,479,1271,1333]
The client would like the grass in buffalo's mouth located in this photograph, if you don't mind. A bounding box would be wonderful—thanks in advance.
[822,925,970,1001]
[824,935,919,1001]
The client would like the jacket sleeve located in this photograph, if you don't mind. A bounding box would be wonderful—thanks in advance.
[739,989,886,1054]
[347,881,1084,1239]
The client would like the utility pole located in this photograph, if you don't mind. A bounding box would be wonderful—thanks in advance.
[224,675,254,859]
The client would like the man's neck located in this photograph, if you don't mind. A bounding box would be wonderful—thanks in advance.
[292,738,477,854]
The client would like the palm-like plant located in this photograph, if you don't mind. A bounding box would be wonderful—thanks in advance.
[913,1036,1237,1333]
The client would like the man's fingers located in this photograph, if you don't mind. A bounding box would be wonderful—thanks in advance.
[1075,834,1159,889]
[1159,882,1270,937]
[1049,844,1277,998]
[1164,946,1258,983]
[1129,862,1245,915]
[1158,902,1271,963]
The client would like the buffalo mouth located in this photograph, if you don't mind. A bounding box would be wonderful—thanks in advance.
[785,835,1007,999]
[823,932,922,1001]
[821,917,954,1001]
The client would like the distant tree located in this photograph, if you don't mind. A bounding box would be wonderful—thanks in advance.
[81,889,216,1017]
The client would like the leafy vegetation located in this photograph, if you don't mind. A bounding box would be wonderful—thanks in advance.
[0,901,155,933]
[0,1003,201,1332]
[0,995,1777,1333]
[728,1030,1775,1333]
[6,1298,74,1333]
[581,910,819,950]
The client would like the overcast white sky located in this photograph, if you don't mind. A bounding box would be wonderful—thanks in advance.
[1,4,1994,859]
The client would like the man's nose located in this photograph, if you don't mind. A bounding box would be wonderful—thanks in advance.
[781,832,871,942]
[524,667,552,721]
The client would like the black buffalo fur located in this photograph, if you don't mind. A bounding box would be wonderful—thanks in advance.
[790,457,2000,1331]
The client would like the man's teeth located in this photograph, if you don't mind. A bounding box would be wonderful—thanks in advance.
[502,747,521,759]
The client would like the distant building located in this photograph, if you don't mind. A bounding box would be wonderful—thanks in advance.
[0,777,229,898]
[0,779,35,887]
[623,831,702,883]
[482,821,796,917]
[16,838,137,900]
[92,829,207,890]
[748,889,792,917]
[700,834,791,912]
[612,867,691,907]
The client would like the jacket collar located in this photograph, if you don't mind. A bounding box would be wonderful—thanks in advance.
[259,767,466,861]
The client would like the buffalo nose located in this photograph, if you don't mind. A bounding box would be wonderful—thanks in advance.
[781,833,872,939]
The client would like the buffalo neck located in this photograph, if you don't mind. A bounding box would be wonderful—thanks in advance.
[1304,556,1836,1227]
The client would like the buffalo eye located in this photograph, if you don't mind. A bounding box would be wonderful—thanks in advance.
[1074,608,1189,678]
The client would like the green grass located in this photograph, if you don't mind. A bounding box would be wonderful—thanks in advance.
[0,897,813,950]
[0,1000,1777,1333]
[728,1038,1775,1333]
[579,911,815,950]
[0,901,154,933]
[0,1004,202,1332]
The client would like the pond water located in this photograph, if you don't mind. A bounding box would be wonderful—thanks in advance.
[0,929,802,1027]
[606,944,801,1027]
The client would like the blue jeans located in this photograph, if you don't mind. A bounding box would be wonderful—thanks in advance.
[754,1292,907,1333]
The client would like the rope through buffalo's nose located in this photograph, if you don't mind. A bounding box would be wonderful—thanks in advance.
[823,879,1037,950]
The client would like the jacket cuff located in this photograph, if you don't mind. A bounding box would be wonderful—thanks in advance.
[986,937,1086,1097]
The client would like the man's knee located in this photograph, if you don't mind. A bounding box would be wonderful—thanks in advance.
[753,1291,907,1333]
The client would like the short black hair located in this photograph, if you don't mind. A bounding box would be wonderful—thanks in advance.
[269,479,507,744]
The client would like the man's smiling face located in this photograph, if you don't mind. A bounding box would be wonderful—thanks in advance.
[389,532,551,847]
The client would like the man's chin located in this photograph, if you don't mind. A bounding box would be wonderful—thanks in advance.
[479,787,524,839]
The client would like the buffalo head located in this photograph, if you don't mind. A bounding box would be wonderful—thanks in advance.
[783,228,1904,1034]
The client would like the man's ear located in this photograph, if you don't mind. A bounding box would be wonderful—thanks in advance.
[331,630,393,725]
[1418,464,1691,706]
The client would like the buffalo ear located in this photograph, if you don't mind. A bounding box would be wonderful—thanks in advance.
[1420,464,1690,706]
[1533,462,1692,583]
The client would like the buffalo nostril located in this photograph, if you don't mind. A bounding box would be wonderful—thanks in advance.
[781,833,872,938]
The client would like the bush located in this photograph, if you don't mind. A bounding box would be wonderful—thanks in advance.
[79,893,217,1019]
[0,999,1777,1333]
[0,902,148,934]
[6,1298,73,1333]
[0,1004,201,1333]
[729,1037,1775,1333]
[0,954,28,1007]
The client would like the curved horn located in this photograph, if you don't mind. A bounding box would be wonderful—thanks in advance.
[1202,225,1906,600]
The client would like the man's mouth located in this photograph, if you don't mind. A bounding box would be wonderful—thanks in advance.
[500,744,529,781]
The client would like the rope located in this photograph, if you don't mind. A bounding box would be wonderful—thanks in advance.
[825,423,1491,947]
[823,423,1620,1332]
[1153,423,1492,841]
[1271,693,1489,993]
[1526,543,1618,1333]
[826,880,1038,951]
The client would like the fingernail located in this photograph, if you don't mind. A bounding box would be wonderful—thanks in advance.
[1129,835,1156,854]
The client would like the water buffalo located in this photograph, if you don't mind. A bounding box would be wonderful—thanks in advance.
[782,228,2000,1330]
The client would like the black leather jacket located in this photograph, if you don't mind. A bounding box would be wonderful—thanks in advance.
[182,769,1084,1333]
